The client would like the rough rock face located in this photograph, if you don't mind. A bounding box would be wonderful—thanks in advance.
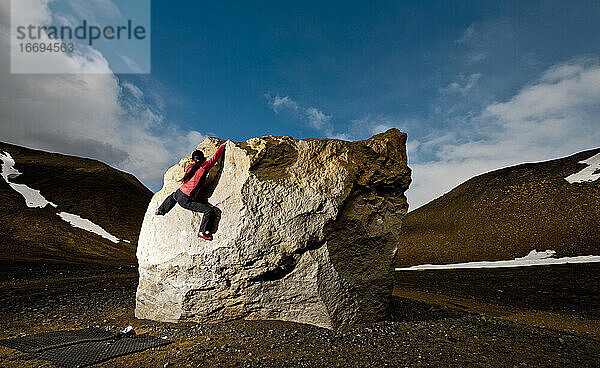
[135,129,411,329]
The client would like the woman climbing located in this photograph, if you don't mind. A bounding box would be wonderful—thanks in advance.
[155,143,226,240]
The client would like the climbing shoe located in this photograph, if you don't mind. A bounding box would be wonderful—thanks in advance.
[198,231,213,240]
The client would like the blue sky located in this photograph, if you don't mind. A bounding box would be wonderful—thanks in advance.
[1,0,600,208]
[130,0,599,138]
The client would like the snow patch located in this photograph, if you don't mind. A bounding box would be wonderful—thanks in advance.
[565,152,600,183]
[395,249,600,271]
[57,212,120,244]
[0,151,57,208]
[1,150,123,244]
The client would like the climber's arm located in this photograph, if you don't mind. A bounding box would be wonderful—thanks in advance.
[204,143,225,170]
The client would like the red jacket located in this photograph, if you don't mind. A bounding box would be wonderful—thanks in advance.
[179,144,225,197]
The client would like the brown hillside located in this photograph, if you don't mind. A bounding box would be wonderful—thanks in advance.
[0,142,152,265]
[396,148,600,267]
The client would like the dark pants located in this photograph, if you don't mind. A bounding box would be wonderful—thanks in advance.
[158,189,214,233]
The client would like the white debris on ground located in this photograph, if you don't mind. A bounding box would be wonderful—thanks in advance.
[395,249,600,271]
[0,151,57,208]
[1,150,122,244]
[58,212,120,244]
[565,152,600,183]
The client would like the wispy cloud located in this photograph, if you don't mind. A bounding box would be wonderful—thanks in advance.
[305,107,332,132]
[455,23,476,45]
[332,115,410,141]
[453,20,523,66]
[266,94,333,135]
[268,95,299,113]
[119,54,144,73]
[440,73,481,95]
[266,93,415,142]
[122,81,144,100]
[407,58,600,210]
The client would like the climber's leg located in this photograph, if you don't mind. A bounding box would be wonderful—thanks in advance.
[183,201,214,234]
[197,204,215,234]
[156,192,177,215]
[174,190,215,235]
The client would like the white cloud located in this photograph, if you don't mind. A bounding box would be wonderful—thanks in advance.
[122,81,144,100]
[305,107,331,132]
[539,62,586,83]
[266,94,333,135]
[405,139,420,157]
[0,0,203,190]
[65,0,123,25]
[184,131,208,154]
[267,95,412,146]
[455,23,476,45]
[454,20,521,65]
[408,59,600,210]
[468,52,487,63]
[268,94,299,113]
[440,73,481,95]
[119,54,144,74]
[332,115,411,141]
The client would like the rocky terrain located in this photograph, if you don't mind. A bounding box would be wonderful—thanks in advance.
[0,142,152,265]
[1,262,599,367]
[2,140,599,367]
[137,129,411,329]
[396,148,600,267]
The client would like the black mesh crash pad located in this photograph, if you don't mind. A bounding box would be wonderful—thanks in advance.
[0,328,172,367]
[0,327,113,353]
[22,334,172,367]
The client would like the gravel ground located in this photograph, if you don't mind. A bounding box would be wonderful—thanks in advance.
[394,263,600,319]
[1,262,599,367]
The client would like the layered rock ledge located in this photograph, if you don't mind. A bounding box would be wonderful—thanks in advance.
[135,129,411,329]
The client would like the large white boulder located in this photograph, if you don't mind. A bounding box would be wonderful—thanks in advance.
[135,129,411,329]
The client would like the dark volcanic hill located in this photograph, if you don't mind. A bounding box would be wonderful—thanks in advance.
[0,142,152,265]
[396,148,600,267]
